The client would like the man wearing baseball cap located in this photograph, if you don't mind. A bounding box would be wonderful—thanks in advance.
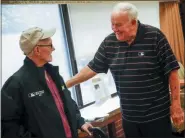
[1,27,93,138]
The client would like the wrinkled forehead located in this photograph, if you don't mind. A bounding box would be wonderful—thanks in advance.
[37,38,52,45]
[111,11,130,23]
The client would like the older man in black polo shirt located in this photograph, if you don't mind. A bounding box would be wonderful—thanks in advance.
[66,2,184,138]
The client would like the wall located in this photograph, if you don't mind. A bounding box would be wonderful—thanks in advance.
[68,1,160,57]
[1,5,71,87]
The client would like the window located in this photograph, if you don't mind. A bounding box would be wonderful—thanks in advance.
[2,4,75,99]
[67,2,159,105]
[68,3,117,105]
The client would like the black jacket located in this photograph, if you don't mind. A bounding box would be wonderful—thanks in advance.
[1,57,85,138]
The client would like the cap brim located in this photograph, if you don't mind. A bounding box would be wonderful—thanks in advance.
[41,28,56,39]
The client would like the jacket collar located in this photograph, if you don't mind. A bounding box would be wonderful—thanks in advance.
[133,20,146,44]
[23,57,59,74]
[23,57,60,85]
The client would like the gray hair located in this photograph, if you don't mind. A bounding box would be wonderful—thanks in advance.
[112,2,138,21]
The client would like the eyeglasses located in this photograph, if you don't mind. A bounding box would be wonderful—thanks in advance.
[36,44,54,48]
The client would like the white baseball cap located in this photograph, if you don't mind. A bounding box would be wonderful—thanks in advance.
[19,27,56,55]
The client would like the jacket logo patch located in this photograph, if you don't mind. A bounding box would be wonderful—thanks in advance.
[61,85,65,90]
[28,90,44,98]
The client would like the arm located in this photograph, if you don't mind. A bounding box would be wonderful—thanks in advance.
[156,30,184,126]
[1,77,24,137]
[66,66,97,88]
[60,76,93,135]
[73,100,85,129]
[75,101,93,136]
[169,69,184,127]
[169,69,181,106]
[66,40,109,88]
[59,75,87,127]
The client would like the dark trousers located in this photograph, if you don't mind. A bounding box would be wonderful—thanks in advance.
[122,115,174,138]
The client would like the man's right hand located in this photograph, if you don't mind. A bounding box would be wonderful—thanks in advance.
[66,66,97,88]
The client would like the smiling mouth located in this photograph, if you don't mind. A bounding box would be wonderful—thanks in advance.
[116,33,123,37]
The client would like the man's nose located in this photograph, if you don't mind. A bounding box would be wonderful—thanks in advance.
[112,26,118,32]
[52,46,55,51]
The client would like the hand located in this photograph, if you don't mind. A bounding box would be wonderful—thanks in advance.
[81,123,93,136]
[170,104,184,127]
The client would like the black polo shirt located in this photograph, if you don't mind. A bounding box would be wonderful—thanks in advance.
[88,21,180,123]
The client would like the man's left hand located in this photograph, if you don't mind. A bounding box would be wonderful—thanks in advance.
[170,104,184,127]
[81,123,93,136]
